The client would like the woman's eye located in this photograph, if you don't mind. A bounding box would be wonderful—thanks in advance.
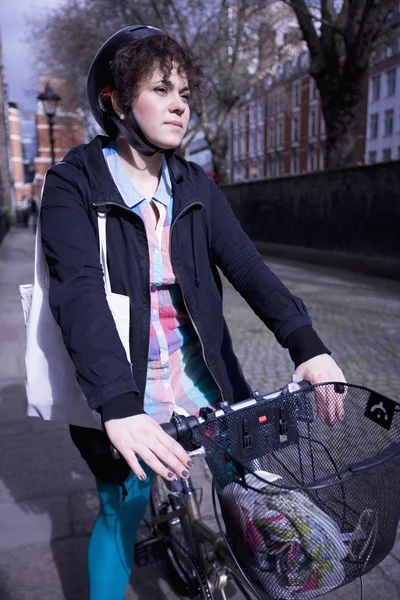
[155,87,167,93]
[181,94,191,102]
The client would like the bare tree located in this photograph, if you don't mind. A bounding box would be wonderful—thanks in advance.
[282,0,400,168]
[29,0,293,184]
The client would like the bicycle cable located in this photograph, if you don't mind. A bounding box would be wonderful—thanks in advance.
[360,576,365,600]
[158,521,214,600]
[211,480,264,600]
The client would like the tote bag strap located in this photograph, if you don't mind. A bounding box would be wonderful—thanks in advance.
[97,210,112,296]
[33,174,51,290]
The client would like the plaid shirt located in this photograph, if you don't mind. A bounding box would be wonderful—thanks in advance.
[103,143,220,423]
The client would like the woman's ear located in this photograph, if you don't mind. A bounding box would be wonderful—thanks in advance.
[111,90,124,119]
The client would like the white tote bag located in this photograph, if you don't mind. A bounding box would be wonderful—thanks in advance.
[19,211,130,429]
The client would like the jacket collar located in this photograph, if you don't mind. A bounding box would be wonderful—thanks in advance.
[64,136,201,215]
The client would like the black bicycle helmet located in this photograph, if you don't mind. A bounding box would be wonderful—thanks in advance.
[87,25,168,156]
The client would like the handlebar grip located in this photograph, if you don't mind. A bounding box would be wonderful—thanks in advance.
[110,415,197,460]
[297,379,312,390]
[160,421,178,439]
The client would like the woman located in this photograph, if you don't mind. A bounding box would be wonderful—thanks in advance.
[40,25,345,600]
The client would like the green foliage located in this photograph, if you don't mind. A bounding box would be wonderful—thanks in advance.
[2,206,15,227]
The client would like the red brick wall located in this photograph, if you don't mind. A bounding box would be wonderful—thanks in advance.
[34,76,85,196]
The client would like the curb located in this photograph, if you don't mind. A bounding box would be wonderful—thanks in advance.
[254,242,400,281]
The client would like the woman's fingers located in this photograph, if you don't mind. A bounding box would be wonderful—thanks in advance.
[132,443,186,481]
[156,433,193,476]
[122,449,149,481]
[315,382,346,425]
[295,354,347,425]
[104,413,193,481]
[334,383,346,421]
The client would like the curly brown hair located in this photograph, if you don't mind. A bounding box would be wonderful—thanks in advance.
[109,35,202,113]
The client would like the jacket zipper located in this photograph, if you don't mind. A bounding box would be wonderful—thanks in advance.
[170,204,225,404]
[93,201,152,376]
[94,200,225,404]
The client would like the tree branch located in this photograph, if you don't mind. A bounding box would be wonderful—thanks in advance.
[179,121,202,156]
[163,0,191,49]
[286,0,325,72]
[278,0,345,35]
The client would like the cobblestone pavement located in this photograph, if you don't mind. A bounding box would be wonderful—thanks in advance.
[0,228,399,600]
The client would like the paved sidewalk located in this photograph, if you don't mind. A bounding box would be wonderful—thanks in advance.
[0,227,399,600]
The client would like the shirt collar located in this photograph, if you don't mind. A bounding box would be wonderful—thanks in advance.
[102,141,172,209]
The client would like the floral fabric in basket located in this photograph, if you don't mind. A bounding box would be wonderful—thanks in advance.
[220,472,349,599]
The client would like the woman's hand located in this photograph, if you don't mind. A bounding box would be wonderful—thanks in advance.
[294,354,346,425]
[104,414,193,482]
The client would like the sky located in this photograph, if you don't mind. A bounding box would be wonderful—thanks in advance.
[0,0,62,112]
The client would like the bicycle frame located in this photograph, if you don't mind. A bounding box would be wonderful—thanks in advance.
[154,467,270,599]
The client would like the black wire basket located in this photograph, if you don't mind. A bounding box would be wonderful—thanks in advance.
[196,383,400,600]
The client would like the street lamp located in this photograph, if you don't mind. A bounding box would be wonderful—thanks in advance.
[37,82,61,165]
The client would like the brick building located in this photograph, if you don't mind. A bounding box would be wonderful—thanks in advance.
[365,40,400,164]
[0,35,13,209]
[8,102,30,204]
[33,76,85,197]
[228,49,367,183]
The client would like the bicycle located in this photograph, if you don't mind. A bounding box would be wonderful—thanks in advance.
[130,377,400,600]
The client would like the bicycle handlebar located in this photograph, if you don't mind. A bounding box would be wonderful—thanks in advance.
[109,376,312,459]
[160,377,312,442]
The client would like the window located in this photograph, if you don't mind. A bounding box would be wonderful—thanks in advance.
[268,96,275,117]
[268,120,275,147]
[291,149,299,175]
[370,113,379,139]
[384,109,394,136]
[391,38,400,55]
[232,111,239,133]
[257,129,264,155]
[278,90,285,113]
[278,117,284,146]
[310,78,318,101]
[249,130,256,157]
[293,82,301,107]
[240,133,246,157]
[268,155,275,177]
[292,115,299,142]
[382,148,392,161]
[257,100,265,124]
[249,103,256,127]
[371,75,380,102]
[320,141,327,168]
[233,135,239,159]
[368,150,377,164]
[277,152,284,175]
[249,161,258,179]
[320,116,326,136]
[257,157,264,178]
[309,145,316,171]
[386,69,396,97]
[309,109,317,138]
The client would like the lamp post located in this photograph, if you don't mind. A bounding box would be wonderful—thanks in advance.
[37,82,61,166]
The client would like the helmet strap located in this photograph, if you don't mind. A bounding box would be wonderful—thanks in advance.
[126,107,162,152]
[110,114,158,157]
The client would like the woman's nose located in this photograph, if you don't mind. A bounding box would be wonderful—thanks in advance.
[169,94,187,114]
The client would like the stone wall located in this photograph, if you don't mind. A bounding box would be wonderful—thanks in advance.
[222,160,400,259]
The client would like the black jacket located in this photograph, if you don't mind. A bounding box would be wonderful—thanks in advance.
[40,136,329,422]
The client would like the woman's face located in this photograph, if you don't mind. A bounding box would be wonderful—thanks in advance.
[131,63,191,150]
